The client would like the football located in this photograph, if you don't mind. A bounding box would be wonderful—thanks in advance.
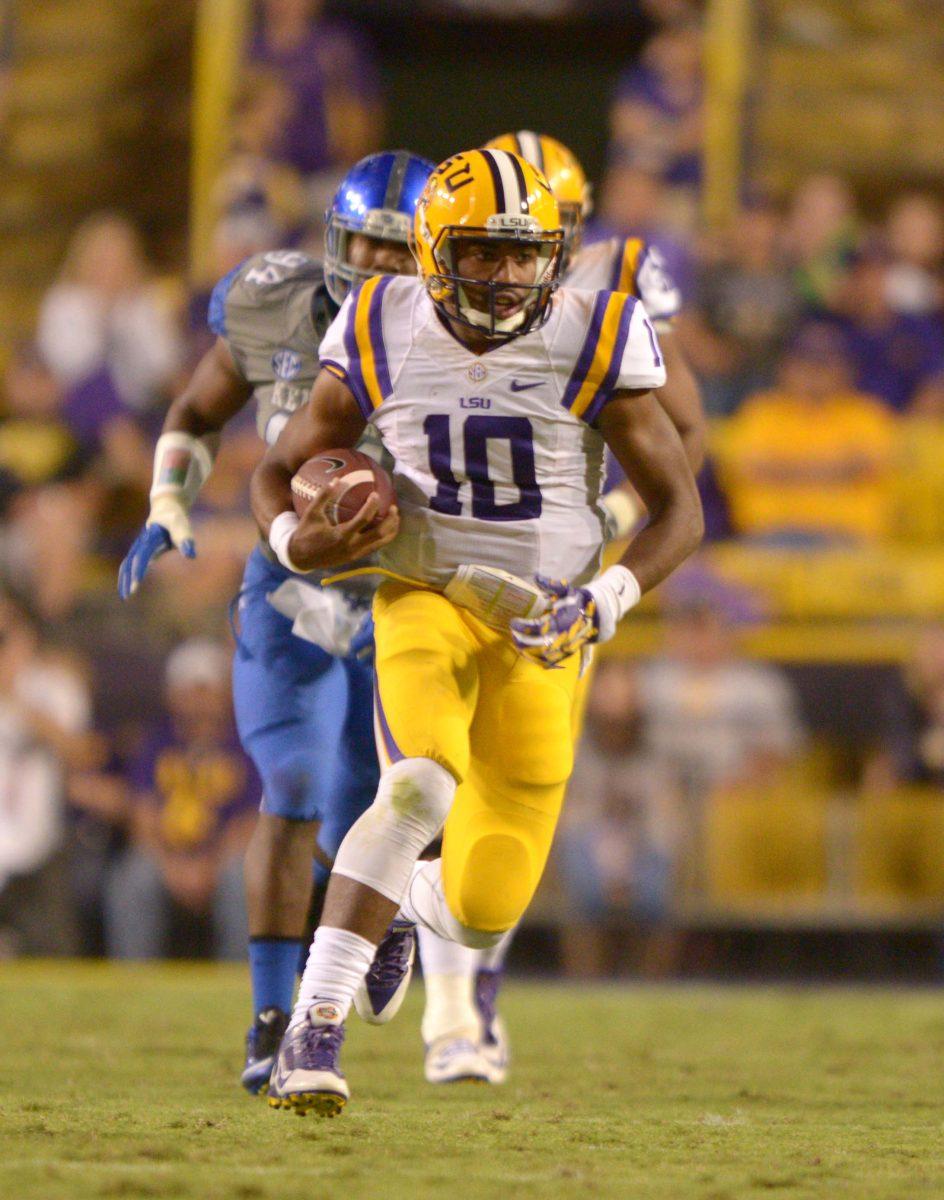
[290,448,395,526]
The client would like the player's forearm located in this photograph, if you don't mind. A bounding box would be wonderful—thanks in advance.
[617,484,704,594]
[250,453,296,539]
[162,339,251,440]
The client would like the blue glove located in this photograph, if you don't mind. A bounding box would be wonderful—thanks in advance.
[117,523,194,599]
[510,575,599,668]
[349,610,375,664]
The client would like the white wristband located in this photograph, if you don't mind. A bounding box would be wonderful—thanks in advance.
[585,564,642,643]
[269,510,304,573]
[150,432,214,506]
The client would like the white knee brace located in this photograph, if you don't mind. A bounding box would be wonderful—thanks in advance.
[332,757,455,905]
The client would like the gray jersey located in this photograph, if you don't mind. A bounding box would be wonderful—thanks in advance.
[209,250,332,445]
[207,249,383,617]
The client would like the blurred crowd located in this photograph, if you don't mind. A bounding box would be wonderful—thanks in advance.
[1,0,943,968]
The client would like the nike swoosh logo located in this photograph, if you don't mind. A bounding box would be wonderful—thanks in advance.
[509,380,542,393]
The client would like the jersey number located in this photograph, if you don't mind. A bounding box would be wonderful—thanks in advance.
[423,414,542,521]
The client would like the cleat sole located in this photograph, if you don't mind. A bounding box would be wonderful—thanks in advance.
[270,1091,347,1118]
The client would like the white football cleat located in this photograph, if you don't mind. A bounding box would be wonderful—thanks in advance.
[424,1035,491,1085]
[480,1014,509,1085]
[476,968,509,1084]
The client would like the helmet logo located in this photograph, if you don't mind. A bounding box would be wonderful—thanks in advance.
[434,156,475,194]
[467,363,487,382]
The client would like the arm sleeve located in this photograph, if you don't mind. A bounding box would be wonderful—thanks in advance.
[615,301,668,392]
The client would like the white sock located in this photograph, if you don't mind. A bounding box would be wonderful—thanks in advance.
[399,859,505,951]
[421,971,480,1046]
[478,928,515,972]
[291,925,377,1027]
[417,925,481,1044]
[417,924,481,974]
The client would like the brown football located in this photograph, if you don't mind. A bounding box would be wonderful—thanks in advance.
[290,449,395,526]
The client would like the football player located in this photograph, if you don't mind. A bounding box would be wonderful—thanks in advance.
[252,147,703,1115]
[117,150,434,1094]
[408,131,708,1088]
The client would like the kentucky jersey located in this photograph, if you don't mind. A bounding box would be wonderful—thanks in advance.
[209,249,334,446]
[565,237,681,329]
[319,275,666,590]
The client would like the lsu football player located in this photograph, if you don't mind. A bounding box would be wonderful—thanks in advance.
[252,147,703,1115]
[118,150,434,1094]
[408,131,709,1087]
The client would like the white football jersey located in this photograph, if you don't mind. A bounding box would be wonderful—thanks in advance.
[319,275,666,589]
[565,237,681,328]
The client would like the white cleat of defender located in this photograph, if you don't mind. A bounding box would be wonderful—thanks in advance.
[424,1035,492,1085]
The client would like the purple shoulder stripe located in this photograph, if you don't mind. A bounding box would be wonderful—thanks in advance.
[341,286,372,418]
[580,295,637,426]
[369,275,394,401]
[561,290,611,412]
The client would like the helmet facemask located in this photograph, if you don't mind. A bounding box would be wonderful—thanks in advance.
[557,202,584,275]
[427,218,563,342]
[324,207,412,304]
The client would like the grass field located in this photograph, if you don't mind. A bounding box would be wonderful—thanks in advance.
[1,964,943,1200]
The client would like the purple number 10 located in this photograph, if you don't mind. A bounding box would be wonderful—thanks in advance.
[423,414,542,521]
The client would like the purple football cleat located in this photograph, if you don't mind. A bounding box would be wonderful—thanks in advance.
[475,968,510,1084]
[354,918,416,1025]
[267,1002,349,1117]
[241,1005,289,1095]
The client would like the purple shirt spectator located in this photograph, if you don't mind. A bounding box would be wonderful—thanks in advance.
[827,312,944,413]
[249,15,381,175]
[129,721,259,855]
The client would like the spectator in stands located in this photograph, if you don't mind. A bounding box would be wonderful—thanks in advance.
[104,639,257,960]
[0,345,102,622]
[782,174,859,312]
[677,200,802,415]
[36,212,183,421]
[0,343,86,488]
[909,369,944,419]
[585,164,693,296]
[715,323,897,542]
[885,193,944,317]
[641,599,804,797]
[558,659,683,978]
[829,241,944,412]
[864,627,944,792]
[0,594,96,956]
[0,2,13,142]
[248,0,384,224]
[216,67,309,247]
[608,22,703,190]
[186,208,281,366]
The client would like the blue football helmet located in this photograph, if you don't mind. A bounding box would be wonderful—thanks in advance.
[324,150,436,305]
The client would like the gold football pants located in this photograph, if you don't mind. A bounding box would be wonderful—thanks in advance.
[372,582,581,933]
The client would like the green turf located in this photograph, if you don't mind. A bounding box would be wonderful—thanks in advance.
[1,964,942,1200]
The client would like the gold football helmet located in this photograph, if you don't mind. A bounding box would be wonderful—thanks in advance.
[484,132,592,272]
[411,148,564,341]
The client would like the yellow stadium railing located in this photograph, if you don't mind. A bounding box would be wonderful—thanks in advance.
[703,0,752,229]
[189,0,252,285]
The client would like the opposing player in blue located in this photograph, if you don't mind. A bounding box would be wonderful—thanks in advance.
[118,151,435,1093]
